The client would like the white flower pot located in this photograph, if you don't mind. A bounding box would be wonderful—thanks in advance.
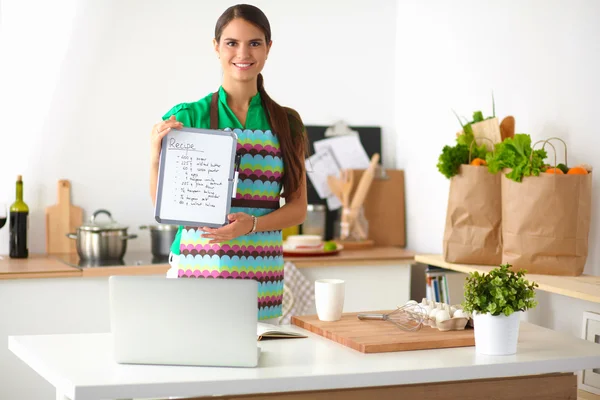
[473,311,521,355]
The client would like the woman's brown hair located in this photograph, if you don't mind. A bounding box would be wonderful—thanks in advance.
[215,4,308,199]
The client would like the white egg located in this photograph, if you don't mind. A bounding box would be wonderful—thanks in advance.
[436,309,451,323]
[429,308,439,318]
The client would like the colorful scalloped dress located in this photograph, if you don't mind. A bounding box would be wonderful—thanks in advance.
[162,87,284,320]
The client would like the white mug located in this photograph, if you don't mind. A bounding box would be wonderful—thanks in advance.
[315,279,345,321]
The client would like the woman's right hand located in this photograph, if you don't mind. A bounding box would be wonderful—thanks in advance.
[151,115,183,164]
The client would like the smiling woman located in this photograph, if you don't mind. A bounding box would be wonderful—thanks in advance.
[148,4,308,323]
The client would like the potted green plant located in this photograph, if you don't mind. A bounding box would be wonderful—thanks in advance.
[462,263,538,355]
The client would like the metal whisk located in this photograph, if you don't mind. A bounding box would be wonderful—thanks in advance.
[357,301,426,331]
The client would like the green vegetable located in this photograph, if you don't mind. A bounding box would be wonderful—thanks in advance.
[462,263,538,317]
[437,144,469,179]
[438,134,488,179]
[323,241,337,251]
[440,101,497,179]
[472,111,485,123]
[453,106,495,139]
[486,134,547,182]
[456,129,488,157]
[556,163,569,174]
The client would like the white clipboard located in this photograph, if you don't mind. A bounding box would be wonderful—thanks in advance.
[154,127,238,228]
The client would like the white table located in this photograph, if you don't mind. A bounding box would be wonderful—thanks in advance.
[9,322,600,400]
[0,260,412,400]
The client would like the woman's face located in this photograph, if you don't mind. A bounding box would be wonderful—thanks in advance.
[214,18,271,84]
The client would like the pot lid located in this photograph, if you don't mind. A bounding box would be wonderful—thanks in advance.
[79,209,128,232]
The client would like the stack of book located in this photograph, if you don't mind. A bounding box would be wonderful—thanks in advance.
[425,265,466,305]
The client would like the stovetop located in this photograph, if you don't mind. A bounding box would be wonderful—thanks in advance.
[54,251,169,269]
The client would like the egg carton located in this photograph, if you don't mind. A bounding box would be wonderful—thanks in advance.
[417,298,473,332]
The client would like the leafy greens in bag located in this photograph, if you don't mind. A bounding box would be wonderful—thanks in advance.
[486,134,547,182]
[437,131,488,179]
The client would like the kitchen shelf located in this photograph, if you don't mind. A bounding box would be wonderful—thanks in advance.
[415,254,600,304]
[579,389,600,400]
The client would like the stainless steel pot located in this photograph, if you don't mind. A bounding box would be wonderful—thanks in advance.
[67,209,137,261]
[139,224,178,258]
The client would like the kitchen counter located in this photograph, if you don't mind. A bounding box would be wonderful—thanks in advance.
[0,247,415,280]
[8,321,600,400]
[0,254,82,279]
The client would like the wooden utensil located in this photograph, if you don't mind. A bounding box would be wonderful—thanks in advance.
[327,175,343,201]
[340,169,354,209]
[500,116,515,140]
[292,311,474,353]
[327,170,367,239]
[339,169,353,237]
[347,153,380,232]
[45,180,83,254]
[327,173,367,240]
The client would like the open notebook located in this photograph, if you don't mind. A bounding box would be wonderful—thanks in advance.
[257,322,308,341]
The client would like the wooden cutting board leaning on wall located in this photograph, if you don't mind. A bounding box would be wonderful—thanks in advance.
[349,168,406,247]
[46,180,83,254]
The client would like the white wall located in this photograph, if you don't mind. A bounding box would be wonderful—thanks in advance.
[396,0,600,335]
[0,0,397,255]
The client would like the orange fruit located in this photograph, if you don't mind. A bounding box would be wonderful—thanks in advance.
[545,168,564,174]
[566,167,588,175]
[470,158,487,166]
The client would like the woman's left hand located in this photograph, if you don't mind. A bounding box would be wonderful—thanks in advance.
[201,212,254,243]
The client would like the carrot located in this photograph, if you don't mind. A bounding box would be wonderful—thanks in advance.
[470,158,487,166]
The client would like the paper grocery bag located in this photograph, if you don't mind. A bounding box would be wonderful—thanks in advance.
[443,165,502,265]
[501,172,593,276]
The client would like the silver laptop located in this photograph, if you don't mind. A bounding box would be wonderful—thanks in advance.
[108,275,259,367]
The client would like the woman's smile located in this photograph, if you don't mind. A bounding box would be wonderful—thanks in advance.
[233,62,254,71]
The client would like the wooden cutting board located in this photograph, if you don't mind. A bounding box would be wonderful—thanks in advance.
[45,180,83,254]
[291,311,474,353]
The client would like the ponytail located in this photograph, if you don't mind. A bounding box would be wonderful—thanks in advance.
[257,73,308,198]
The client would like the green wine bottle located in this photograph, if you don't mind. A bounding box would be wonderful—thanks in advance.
[9,175,29,258]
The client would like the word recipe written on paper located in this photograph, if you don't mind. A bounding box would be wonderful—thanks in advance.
[159,133,233,225]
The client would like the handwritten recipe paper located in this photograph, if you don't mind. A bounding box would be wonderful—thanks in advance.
[313,133,370,170]
[305,148,342,210]
[155,128,237,228]
[307,133,371,210]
